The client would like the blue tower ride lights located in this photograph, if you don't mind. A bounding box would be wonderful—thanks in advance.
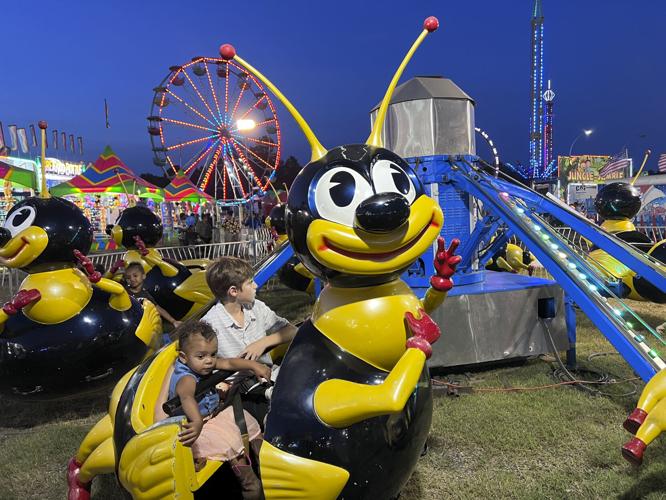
[529,0,545,179]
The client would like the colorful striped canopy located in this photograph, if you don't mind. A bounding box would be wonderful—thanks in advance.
[0,159,37,190]
[164,170,213,202]
[49,146,164,200]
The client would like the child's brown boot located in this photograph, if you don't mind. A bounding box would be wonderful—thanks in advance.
[231,457,264,500]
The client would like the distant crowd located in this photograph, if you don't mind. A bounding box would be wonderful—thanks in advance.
[175,210,266,246]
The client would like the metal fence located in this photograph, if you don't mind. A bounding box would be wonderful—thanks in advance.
[2,229,276,296]
[509,226,591,255]
[549,225,666,253]
[3,226,665,296]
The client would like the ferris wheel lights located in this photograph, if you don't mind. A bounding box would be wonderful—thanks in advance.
[219,44,236,60]
[236,119,256,131]
[423,16,439,32]
[153,52,281,203]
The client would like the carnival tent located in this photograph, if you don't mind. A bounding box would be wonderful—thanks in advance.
[164,170,213,202]
[0,159,37,190]
[49,146,164,199]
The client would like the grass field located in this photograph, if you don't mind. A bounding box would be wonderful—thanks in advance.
[2,287,666,499]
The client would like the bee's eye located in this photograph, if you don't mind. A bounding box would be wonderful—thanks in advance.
[313,167,373,227]
[4,206,36,237]
[371,160,416,204]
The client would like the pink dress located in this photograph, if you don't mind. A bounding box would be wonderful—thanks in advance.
[169,360,262,461]
[192,406,261,461]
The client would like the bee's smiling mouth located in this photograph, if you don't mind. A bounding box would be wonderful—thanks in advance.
[0,236,29,262]
[322,216,437,262]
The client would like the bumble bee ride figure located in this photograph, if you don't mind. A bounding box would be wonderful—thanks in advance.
[591,179,666,303]
[0,142,162,401]
[107,204,214,320]
[486,242,534,275]
[222,16,460,499]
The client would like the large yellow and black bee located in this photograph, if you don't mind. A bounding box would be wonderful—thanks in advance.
[485,242,533,274]
[108,205,213,320]
[591,182,666,302]
[221,16,460,499]
[70,15,460,500]
[0,195,161,400]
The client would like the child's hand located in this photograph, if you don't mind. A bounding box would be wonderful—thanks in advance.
[239,338,268,361]
[250,362,272,382]
[178,418,203,447]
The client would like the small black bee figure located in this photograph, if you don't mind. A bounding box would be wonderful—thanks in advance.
[592,181,666,302]
[108,205,213,320]
[0,192,161,400]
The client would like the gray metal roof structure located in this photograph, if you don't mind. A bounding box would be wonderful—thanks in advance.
[371,76,475,112]
[369,76,476,158]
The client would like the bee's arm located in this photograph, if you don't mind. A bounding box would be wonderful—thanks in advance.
[0,289,42,328]
[142,249,179,278]
[74,250,131,311]
[313,348,426,428]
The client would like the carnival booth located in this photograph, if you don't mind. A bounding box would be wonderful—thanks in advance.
[0,155,85,223]
[50,146,164,250]
[0,160,38,224]
[163,169,214,241]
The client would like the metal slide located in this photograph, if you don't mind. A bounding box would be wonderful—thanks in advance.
[447,159,666,381]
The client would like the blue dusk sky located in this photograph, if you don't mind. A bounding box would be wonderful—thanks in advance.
[1,0,664,174]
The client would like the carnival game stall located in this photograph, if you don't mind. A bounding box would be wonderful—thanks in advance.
[162,169,214,243]
[0,159,38,224]
[50,146,164,248]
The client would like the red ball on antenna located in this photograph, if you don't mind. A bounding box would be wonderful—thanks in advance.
[38,120,48,129]
[423,16,439,32]
[219,44,236,60]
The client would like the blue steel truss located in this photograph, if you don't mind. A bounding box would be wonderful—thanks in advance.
[430,155,666,381]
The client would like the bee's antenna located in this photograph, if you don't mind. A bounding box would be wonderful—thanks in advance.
[219,44,327,163]
[367,16,439,148]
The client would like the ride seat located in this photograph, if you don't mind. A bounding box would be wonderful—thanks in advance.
[119,342,222,499]
[154,362,175,422]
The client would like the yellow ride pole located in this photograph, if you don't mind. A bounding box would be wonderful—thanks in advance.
[38,120,49,198]
[114,168,135,207]
[631,150,652,185]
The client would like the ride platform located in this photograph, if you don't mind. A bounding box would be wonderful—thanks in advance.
[416,271,569,369]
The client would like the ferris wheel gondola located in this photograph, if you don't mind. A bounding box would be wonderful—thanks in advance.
[148,56,281,205]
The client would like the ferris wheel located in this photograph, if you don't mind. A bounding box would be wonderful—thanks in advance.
[148,56,281,204]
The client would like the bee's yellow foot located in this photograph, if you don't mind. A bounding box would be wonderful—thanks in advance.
[67,457,91,500]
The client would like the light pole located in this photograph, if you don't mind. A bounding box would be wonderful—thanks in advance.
[568,129,593,156]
